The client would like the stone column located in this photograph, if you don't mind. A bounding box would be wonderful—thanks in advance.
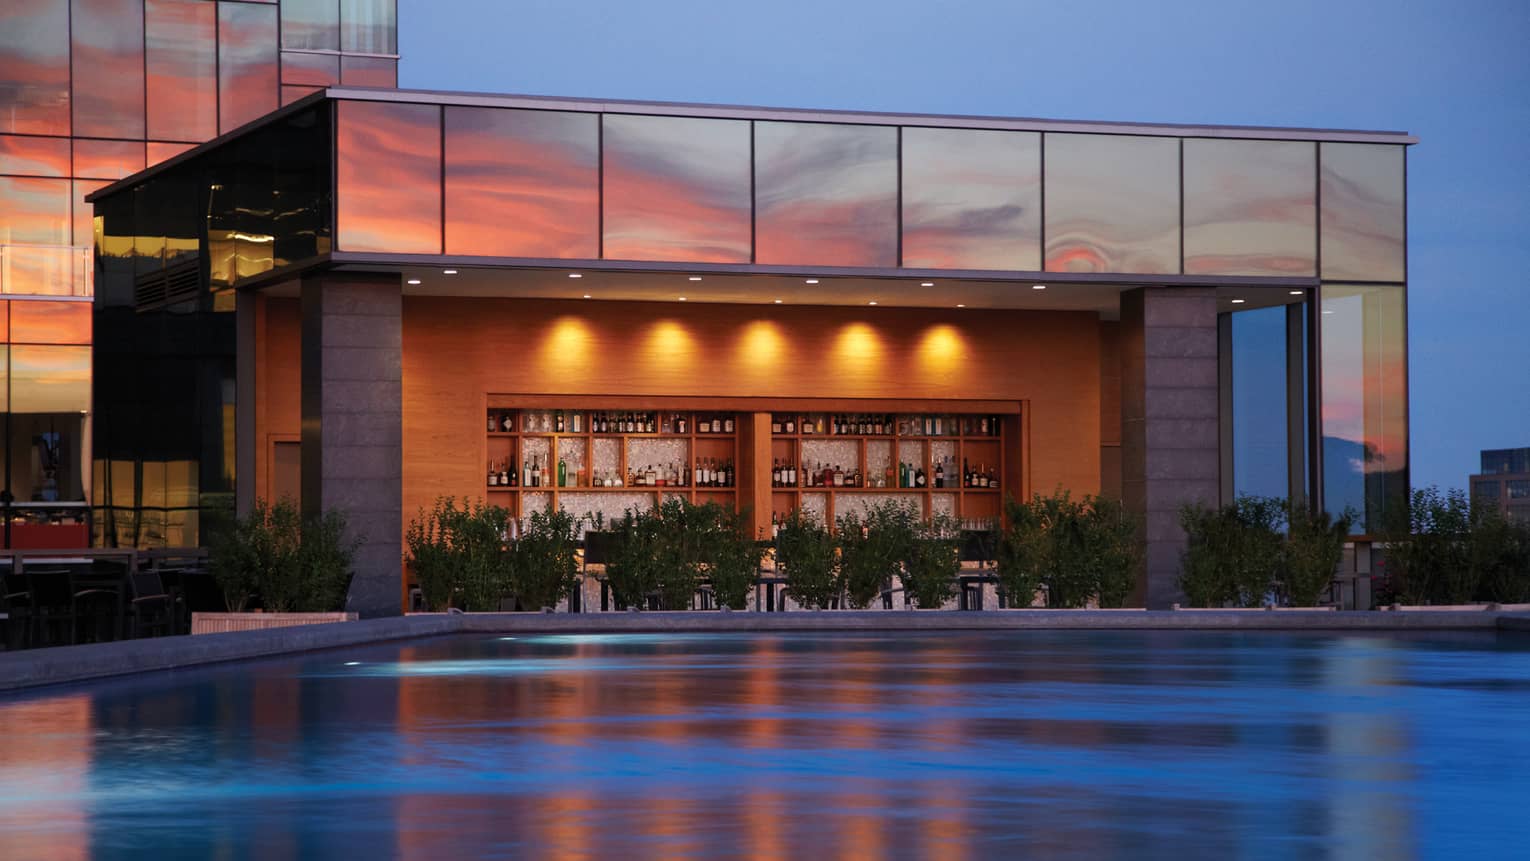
[301,272,402,618]
[1120,287,1220,609]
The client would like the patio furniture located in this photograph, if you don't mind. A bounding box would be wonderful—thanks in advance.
[127,572,174,638]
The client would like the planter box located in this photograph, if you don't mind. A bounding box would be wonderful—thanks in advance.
[191,612,358,635]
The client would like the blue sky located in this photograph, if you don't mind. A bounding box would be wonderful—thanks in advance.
[399,0,1530,492]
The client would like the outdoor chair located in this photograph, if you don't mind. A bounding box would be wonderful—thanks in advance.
[958,529,998,610]
[582,531,619,612]
[127,572,174,639]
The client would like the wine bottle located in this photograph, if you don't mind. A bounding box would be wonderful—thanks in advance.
[558,456,567,487]
[935,460,945,488]
[773,458,781,487]
[508,458,517,487]
[646,413,656,434]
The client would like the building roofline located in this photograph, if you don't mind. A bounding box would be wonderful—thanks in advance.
[88,85,1418,202]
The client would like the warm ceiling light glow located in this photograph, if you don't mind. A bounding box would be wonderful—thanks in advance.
[774,299,783,304]
[406,279,421,285]
[568,273,582,278]
[1032,284,1047,290]
[956,304,966,308]
[688,276,702,281]
[920,281,934,287]
[444,269,457,275]
[582,294,591,299]
[678,297,687,301]
[868,301,877,306]
[1231,298,1246,304]
[805,278,819,284]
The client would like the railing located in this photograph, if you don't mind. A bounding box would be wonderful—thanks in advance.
[0,244,93,297]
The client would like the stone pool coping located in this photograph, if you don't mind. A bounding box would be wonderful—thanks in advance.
[2,609,1528,693]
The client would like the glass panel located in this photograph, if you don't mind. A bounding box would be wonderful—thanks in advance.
[281,51,340,86]
[12,411,89,502]
[1473,481,1500,501]
[1044,133,1179,274]
[280,0,339,50]
[1184,139,1316,277]
[341,0,396,53]
[0,0,71,135]
[218,1,280,133]
[754,121,898,267]
[0,300,8,340]
[1321,284,1406,533]
[1320,143,1405,282]
[1230,306,1288,499]
[0,345,6,412]
[444,106,596,258]
[339,55,397,87]
[146,141,194,164]
[337,100,441,253]
[901,127,1040,271]
[10,343,90,412]
[282,84,322,105]
[0,134,71,177]
[72,179,107,248]
[10,299,91,344]
[0,176,70,244]
[145,0,217,142]
[70,0,146,139]
[71,138,146,180]
[602,114,751,263]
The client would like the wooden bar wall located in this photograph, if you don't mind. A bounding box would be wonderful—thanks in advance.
[254,295,1105,540]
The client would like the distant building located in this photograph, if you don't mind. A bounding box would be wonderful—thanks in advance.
[1470,448,1530,524]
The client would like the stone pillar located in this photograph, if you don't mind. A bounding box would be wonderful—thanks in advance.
[1120,287,1220,609]
[301,273,402,618]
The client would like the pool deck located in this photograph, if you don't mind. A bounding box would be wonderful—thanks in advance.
[2,609,1528,693]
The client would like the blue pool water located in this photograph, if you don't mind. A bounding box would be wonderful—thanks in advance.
[1,630,1528,859]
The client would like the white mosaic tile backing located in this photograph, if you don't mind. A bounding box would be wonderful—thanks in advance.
[520,437,550,472]
[833,493,918,522]
[800,493,828,523]
[865,440,892,484]
[557,437,587,486]
[557,491,656,526]
[897,439,926,469]
[628,438,690,477]
[592,437,621,475]
[801,440,858,474]
[932,493,957,517]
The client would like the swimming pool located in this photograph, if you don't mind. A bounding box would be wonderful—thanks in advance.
[1,630,1527,859]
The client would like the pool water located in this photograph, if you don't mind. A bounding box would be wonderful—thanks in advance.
[1,630,1528,859]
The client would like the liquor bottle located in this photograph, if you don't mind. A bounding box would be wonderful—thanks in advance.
[555,411,565,433]
[646,413,656,434]
[815,416,825,435]
[522,457,532,488]
[962,458,972,488]
[885,463,895,488]
[488,413,497,433]
[527,456,538,488]
[677,415,688,434]
[935,459,945,488]
[772,458,781,487]
[787,459,797,486]
[915,467,927,488]
[557,456,567,487]
[785,416,796,434]
[573,412,583,433]
[502,413,514,433]
[508,458,517,487]
[488,461,498,486]
[833,465,845,487]
[987,465,998,488]
[899,461,908,488]
[772,416,782,435]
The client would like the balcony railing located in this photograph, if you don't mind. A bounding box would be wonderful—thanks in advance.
[0,244,94,297]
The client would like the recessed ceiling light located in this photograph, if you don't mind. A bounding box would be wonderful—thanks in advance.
[443,269,457,275]
[582,294,591,299]
[868,301,877,306]
[568,273,582,278]
[805,278,819,284]
[1289,290,1303,295]
[406,278,421,285]
[1032,284,1047,290]
[956,304,966,308]
[688,276,702,281]
[1231,298,1246,304]
[920,281,934,287]
[774,299,783,304]
[678,297,687,301]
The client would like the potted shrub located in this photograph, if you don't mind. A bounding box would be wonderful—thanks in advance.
[777,509,839,609]
[404,497,514,611]
[700,503,763,610]
[996,495,1046,608]
[1178,497,1285,608]
[838,501,917,608]
[901,512,961,608]
[511,504,581,610]
[200,498,361,634]
[1080,495,1141,608]
[1283,503,1353,607]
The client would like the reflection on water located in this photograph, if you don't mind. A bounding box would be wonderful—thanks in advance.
[1,631,1528,859]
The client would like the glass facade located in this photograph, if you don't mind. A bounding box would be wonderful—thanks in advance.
[145,0,218,143]
[337,100,441,254]
[754,121,898,268]
[444,107,597,259]
[1229,305,1290,500]
[1481,448,1530,475]
[1320,143,1406,282]
[901,127,1041,271]
[1183,139,1316,277]
[70,0,146,139]
[217,1,279,133]
[602,114,752,263]
[0,0,72,136]
[1321,284,1406,532]
[1044,133,1180,274]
